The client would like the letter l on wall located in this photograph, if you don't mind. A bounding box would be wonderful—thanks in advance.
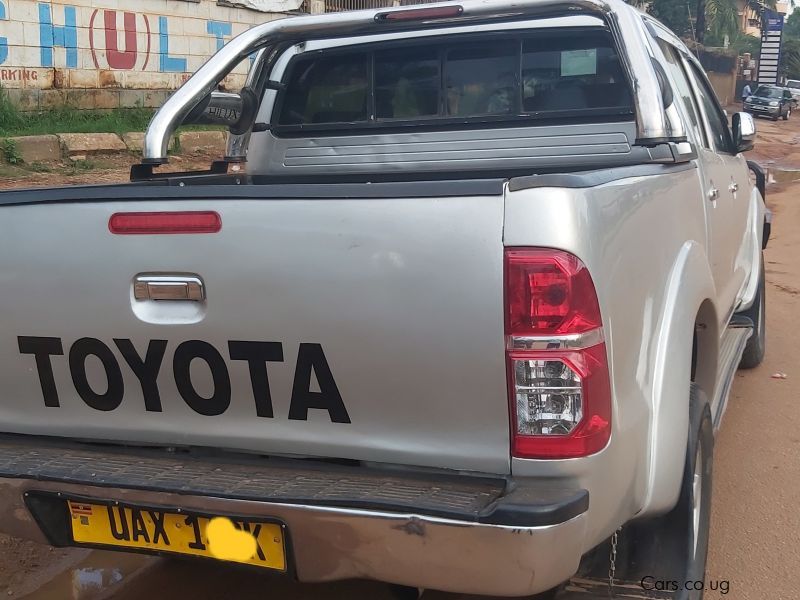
[159,16,186,72]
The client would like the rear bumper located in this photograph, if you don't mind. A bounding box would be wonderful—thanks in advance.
[0,436,588,596]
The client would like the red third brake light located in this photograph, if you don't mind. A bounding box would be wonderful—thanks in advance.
[505,248,611,459]
[376,5,463,21]
[109,211,221,235]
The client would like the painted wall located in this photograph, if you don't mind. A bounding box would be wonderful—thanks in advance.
[0,0,302,110]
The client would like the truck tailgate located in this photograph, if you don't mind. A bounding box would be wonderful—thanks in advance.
[0,183,510,474]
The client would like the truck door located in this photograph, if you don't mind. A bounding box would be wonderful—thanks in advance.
[682,59,752,325]
[655,42,723,310]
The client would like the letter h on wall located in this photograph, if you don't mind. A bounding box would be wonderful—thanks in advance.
[0,1,8,65]
[39,3,78,68]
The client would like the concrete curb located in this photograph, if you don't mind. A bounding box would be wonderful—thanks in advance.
[8,135,61,163]
[2,131,226,164]
[59,133,127,157]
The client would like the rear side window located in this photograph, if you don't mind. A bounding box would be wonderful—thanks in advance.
[275,29,633,131]
[657,40,707,147]
[685,61,734,154]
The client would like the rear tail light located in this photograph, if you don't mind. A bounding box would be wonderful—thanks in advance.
[505,249,611,459]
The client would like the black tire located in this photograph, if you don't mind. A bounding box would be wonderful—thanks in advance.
[675,385,714,599]
[576,385,713,600]
[739,254,766,369]
[389,585,422,600]
[784,107,791,121]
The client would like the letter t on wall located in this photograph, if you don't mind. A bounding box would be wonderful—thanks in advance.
[39,3,78,68]
[207,21,232,52]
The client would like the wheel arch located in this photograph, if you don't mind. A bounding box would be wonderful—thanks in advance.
[692,298,719,404]
[640,241,717,517]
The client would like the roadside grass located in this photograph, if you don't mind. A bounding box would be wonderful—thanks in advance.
[65,158,99,175]
[0,88,226,174]
[0,92,154,137]
[1,138,22,164]
[26,161,53,173]
[0,88,223,138]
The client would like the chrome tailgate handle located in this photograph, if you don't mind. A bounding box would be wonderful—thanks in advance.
[134,275,205,301]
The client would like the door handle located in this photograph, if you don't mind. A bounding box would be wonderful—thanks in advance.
[134,275,205,301]
[707,187,720,201]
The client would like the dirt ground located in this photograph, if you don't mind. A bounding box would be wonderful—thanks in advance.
[1,117,800,598]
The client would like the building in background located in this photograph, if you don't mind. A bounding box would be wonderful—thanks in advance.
[739,0,790,37]
[0,0,435,111]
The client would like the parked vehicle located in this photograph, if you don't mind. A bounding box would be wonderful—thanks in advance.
[784,87,800,109]
[785,78,800,103]
[0,0,768,597]
[744,84,793,120]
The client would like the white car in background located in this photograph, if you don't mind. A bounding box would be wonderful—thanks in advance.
[785,79,800,103]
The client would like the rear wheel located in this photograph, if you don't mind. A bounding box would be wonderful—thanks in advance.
[739,254,766,369]
[576,384,713,599]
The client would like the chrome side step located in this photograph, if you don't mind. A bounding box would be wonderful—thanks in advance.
[711,324,752,432]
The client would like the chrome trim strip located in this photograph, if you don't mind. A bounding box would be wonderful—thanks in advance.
[133,274,205,302]
[143,0,675,163]
[509,328,605,351]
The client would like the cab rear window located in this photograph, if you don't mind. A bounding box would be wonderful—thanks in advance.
[275,30,633,131]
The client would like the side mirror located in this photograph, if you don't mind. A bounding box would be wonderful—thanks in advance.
[732,112,756,153]
[183,88,258,135]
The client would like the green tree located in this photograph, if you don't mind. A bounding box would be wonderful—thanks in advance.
[695,0,775,44]
[784,10,800,40]
[781,38,800,79]
[649,0,692,36]
[706,0,740,42]
[730,33,762,56]
[631,0,774,47]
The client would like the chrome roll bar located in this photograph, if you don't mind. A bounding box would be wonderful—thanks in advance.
[143,0,680,164]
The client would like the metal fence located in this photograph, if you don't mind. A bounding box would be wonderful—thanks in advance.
[300,0,440,13]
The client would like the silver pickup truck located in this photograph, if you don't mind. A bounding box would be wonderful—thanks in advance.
[0,1,768,598]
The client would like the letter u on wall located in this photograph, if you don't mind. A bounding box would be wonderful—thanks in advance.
[105,10,137,70]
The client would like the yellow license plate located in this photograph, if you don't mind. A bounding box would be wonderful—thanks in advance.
[68,501,286,571]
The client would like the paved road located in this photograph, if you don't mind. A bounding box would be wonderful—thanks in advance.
[3,117,800,599]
